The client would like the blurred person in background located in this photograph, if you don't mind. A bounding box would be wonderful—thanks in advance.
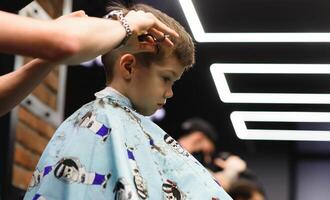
[228,179,266,200]
[178,117,219,166]
[178,118,247,191]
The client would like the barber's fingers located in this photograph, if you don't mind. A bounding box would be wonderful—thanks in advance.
[148,28,174,47]
[133,37,158,54]
[121,34,157,54]
[146,12,179,38]
[126,10,179,39]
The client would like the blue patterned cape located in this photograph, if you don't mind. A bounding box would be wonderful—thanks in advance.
[24,87,232,200]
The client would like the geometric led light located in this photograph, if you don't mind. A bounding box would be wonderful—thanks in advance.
[210,63,330,104]
[231,111,330,141]
[178,0,330,42]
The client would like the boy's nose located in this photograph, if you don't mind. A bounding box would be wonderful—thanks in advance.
[164,87,173,99]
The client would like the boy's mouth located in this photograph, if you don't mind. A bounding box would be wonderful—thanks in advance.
[157,103,165,108]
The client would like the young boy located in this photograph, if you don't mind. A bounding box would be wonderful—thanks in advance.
[24,4,232,200]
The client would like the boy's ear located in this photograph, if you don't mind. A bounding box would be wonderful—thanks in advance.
[118,54,136,80]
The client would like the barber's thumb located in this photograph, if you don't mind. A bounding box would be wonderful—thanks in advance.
[69,10,87,17]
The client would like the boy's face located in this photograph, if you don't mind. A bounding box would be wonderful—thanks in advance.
[129,56,184,116]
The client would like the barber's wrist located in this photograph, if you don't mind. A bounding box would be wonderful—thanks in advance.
[105,10,133,46]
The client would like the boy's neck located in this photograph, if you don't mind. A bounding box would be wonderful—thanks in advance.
[107,82,129,100]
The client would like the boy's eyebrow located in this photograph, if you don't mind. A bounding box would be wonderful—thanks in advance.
[163,69,179,79]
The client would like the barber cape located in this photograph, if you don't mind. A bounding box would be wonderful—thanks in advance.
[24,87,232,200]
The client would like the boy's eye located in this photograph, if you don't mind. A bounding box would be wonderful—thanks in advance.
[163,76,171,83]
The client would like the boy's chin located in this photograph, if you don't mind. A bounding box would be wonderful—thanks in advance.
[137,108,156,116]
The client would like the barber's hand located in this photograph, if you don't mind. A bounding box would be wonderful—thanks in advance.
[214,155,247,174]
[213,155,247,190]
[123,10,179,54]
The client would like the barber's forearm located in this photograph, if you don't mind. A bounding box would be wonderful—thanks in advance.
[0,11,136,65]
[56,17,127,65]
[0,59,56,116]
[0,11,78,60]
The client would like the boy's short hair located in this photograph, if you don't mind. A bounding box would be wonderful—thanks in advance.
[101,3,195,83]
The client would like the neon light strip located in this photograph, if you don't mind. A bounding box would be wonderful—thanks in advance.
[178,0,330,42]
[231,111,330,141]
[210,63,330,104]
